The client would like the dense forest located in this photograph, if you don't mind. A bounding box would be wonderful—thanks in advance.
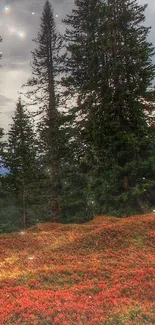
[0,0,155,233]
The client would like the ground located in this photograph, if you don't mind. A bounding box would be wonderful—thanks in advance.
[0,213,155,324]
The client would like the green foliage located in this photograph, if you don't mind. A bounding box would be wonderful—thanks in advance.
[1,1,155,231]
[60,164,92,223]
[57,112,92,223]
[4,98,39,228]
[23,0,62,114]
[0,196,21,233]
[0,128,4,154]
[62,0,155,216]
[23,0,64,221]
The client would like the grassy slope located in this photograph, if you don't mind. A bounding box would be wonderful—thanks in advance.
[0,214,155,325]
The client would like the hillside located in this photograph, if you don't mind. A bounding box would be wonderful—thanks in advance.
[0,214,155,325]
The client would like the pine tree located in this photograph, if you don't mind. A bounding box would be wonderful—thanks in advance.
[0,127,7,178]
[5,99,38,228]
[60,0,104,220]
[0,127,18,233]
[58,115,92,223]
[86,0,155,215]
[63,0,155,215]
[23,0,63,221]
[0,128,4,156]
[62,0,105,100]
[0,128,6,233]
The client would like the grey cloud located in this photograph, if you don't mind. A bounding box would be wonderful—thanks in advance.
[0,0,74,64]
[5,60,30,70]
[0,94,14,107]
[3,110,15,118]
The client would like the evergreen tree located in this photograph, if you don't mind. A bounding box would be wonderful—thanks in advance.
[63,0,155,216]
[23,0,63,221]
[0,128,4,156]
[58,114,92,223]
[62,0,104,100]
[0,128,7,233]
[5,99,38,228]
[59,0,103,220]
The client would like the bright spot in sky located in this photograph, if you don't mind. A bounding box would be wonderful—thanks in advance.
[8,26,26,39]
[32,12,35,15]
[4,6,11,14]
[17,31,26,38]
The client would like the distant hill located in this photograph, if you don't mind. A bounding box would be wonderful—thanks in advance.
[0,213,155,324]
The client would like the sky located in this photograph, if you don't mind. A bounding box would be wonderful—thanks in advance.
[0,0,155,132]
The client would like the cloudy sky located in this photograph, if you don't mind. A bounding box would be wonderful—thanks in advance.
[0,0,155,132]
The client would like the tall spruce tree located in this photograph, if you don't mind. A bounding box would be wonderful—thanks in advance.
[60,0,104,220]
[23,0,63,221]
[0,128,4,156]
[58,116,92,223]
[0,128,5,232]
[62,0,105,100]
[0,128,18,234]
[6,99,38,228]
[0,127,6,176]
[63,0,155,216]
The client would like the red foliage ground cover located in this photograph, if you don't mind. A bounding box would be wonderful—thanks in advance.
[0,214,155,324]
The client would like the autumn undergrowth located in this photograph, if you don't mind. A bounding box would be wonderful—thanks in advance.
[0,213,155,324]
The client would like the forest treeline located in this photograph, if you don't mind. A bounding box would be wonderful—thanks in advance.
[0,0,155,233]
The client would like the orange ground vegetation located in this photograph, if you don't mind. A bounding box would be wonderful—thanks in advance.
[0,213,155,325]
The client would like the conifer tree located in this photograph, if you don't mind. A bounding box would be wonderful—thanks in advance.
[6,99,38,228]
[23,0,63,221]
[63,0,155,215]
[62,0,104,100]
[0,127,18,234]
[0,128,5,232]
[60,0,104,220]
[58,118,92,223]
[0,128,4,156]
